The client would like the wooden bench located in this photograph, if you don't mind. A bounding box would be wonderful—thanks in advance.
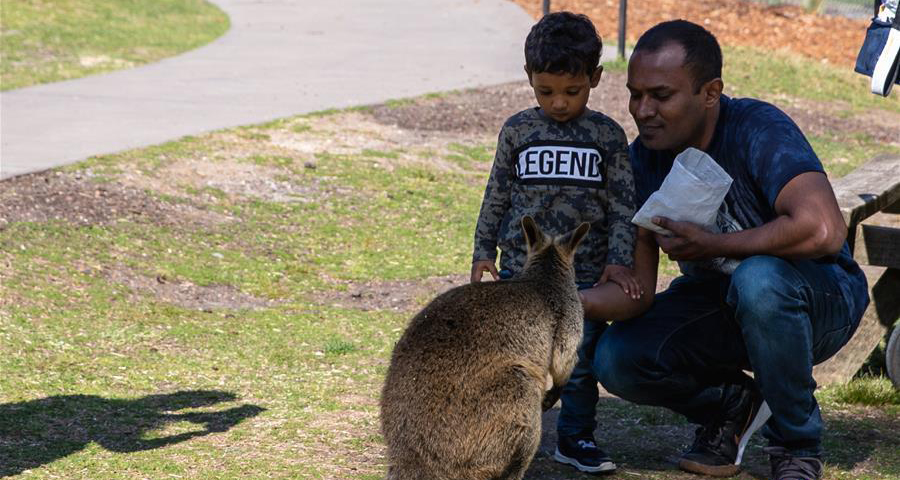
[813,153,900,387]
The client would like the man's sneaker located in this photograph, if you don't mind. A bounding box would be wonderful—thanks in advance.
[764,447,823,480]
[554,435,617,473]
[678,379,771,477]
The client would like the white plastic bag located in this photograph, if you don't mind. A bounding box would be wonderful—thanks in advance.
[631,147,733,236]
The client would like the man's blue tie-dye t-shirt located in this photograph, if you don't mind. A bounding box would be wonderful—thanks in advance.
[629,95,866,297]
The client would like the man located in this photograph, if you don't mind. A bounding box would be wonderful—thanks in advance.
[581,20,869,480]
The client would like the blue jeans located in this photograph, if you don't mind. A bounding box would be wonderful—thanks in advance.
[589,256,867,456]
[556,283,608,438]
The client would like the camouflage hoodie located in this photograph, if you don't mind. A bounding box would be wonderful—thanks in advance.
[472,107,636,284]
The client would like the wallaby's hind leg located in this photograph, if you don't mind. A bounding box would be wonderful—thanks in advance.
[491,422,541,480]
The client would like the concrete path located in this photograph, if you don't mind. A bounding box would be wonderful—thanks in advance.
[0,0,535,179]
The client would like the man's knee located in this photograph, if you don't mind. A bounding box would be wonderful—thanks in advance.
[728,255,800,319]
[592,326,650,400]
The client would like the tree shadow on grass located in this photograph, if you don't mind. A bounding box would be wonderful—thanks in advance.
[0,390,265,477]
[526,396,771,479]
[523,394,900,479]
[821,407,900,477]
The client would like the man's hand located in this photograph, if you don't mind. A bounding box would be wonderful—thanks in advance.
[470,260,499,283]
[652,216,716,261]
[598,264,643,300]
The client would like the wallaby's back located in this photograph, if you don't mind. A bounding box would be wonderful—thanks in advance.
[380,217,589,480]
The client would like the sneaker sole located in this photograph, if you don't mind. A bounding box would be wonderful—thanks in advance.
[678,458,741,477]
[734,400,772,465]
[553,449,617,473]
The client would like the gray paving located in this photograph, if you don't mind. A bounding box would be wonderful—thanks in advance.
[0,0,535,179]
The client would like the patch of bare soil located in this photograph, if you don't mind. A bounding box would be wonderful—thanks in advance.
[316,274,468,312]
[316,269,675,315]
[103,265,274,311]
[775,96,900,147]
[366,71,900,162]
[0,170,231,228]
[368,82,538,134]
[121,156,323,204]
[269,111,491,174]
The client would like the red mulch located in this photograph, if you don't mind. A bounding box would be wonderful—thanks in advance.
[510,0,870,67]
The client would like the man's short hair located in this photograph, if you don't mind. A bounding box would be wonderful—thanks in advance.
[633,20,722,92]
[525,12,602,77]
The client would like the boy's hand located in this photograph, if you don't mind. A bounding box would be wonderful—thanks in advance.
[598,264,643,300]
[470,260,499,283]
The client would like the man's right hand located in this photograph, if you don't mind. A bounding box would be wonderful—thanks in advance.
[470,260,499,283]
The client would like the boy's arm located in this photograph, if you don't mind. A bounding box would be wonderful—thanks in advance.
[471,126,514,281]
[604,132,638,269]
[581,227,658,321]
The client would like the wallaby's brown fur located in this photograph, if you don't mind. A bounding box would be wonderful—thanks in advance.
[380,217,589,480]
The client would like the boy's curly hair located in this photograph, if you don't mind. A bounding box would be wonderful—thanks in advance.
[524,12,602,77]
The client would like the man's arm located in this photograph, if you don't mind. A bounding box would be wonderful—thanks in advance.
[653,171,847,261]
[581,226,659,321]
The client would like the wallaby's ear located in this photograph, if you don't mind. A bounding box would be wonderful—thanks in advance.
[521,215,544,251]
[558,222,590,255]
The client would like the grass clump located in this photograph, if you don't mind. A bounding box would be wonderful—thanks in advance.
[819,375,900,407]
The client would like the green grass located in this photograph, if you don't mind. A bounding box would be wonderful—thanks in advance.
[2,44,899,478]
[724,46,900,115]
[602,56,630,72]
[0,0,229,90]
[819,376,900,407]
[808,133,900,178]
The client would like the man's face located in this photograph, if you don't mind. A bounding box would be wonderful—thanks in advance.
[528,68,602,123]
[627,43,713,152]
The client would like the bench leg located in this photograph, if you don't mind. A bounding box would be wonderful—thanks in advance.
[887,325,900,390]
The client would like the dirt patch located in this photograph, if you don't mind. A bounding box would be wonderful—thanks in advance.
[368,83,537,134]
[102,265,274,311]
[775,96,900,147]
[316,271,676,314]
[511,0,869,68]
[116,156,323,204]
[366,72,899,156]
[0,170,230,228]
[315,274,468,312]
[270,112,492,174]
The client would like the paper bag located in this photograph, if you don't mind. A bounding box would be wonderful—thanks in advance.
[631,148,733,236]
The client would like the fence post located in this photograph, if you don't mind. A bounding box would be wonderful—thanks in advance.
[542,0,549,16]
[618,0,627,60]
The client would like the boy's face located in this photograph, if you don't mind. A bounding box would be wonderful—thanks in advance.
[527,68,602,123]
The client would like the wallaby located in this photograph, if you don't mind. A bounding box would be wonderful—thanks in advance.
[380,216,589,480]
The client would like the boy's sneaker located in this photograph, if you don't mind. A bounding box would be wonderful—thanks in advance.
[763,447,823,480]
[678,379,771,477]
[554,435,617,473]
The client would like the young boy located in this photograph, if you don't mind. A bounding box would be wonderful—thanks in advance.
[470,11,638,474]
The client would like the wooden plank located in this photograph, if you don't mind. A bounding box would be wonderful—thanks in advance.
[831,154,900,229]
[814,267,900,386]
[855,224,900,269]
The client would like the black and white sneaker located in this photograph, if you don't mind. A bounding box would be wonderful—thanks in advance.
[554,435,617,473]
